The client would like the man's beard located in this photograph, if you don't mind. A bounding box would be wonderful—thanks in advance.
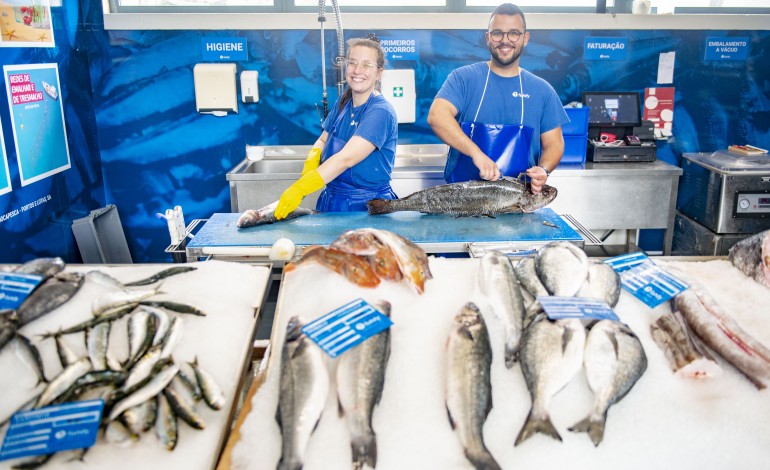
[489,42,523,67]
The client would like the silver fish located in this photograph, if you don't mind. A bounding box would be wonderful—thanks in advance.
[126,308,157,368]
[159,316,184,359]
[155,393,178,451]
[86,270,129,292]
[673,280,770,389]
[105,419,138,447]
[336,300,391,470]
[190,357,225,410]
[515,315,586,446]
[14,257,65,279]
[650,309,722,379]
[514,256,549,303]
[477,251,526,368]
[728,228,770,287]
[92,286,161,317]
[108,362,179,421]
[17,272,85,326]
[575,260,621,308]
[124,266,197,286]
[164,386,206,430]
[0,309,18,351]
[568,320,647,446]
[123,398,158,434]
[236,201,316,228]
[36,358,93,408]
[55,333,79,368]
[367,177,557,216]
[13,333,47,385]
[445,302,501,470]
[86,321,111,370]
[121,346,163,392]
[277,316,329,470]
[535,242,589,297]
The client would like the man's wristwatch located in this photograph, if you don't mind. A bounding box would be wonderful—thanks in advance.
[537,165,550,177]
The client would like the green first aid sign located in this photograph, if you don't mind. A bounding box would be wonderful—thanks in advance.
[392,87,403,98]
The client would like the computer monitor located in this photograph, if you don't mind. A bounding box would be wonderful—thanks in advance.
[582,91,641,128]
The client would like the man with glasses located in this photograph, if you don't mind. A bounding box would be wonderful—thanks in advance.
[427,3,568,194]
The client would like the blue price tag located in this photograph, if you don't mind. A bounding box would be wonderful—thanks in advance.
[538,296,619,322]
[604,253,689,308]
[0,400,104,462]
[0,272,43,310]
[302,299,393,358]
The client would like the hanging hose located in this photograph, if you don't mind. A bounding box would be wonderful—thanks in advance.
[317,0,328,121]
[330,0,345,102]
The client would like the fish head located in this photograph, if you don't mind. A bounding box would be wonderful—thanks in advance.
[340,255,381,288]
[368,247,403,282]
[285,316,305,342]
[521,184,557,212]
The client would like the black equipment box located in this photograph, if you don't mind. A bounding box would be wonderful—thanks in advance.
[587,140,657,162]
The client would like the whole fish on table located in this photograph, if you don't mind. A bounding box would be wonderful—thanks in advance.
[337,300,391,470]
[236,201,316,228]
[367,177,556,216]
[285,246,381,289]
[445,302,501,470]
[728,228,770,288]
[568,320,647,446]
[277,316,329,470]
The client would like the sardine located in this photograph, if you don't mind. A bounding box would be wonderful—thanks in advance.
[477,251,525,368]
[41,303,136,337]
[276,316,329,470]
[121,346,163,392]
[126,309,157,368]
[92,286,161,317]
[53,370,127,405]
[164,386,206,430]
[728,228,770,287]
[108,362,179,421]
[155,393,178,451]
[337,300,391,470]
[123,397,158,434]
[535,242,589,297]
[367,178,557,216]
[673,280,770,389]
[138,300,207,316]
[575,260,621,308]
[236,201,316,228]
[650,309,722,379]
[105,419,138,446]
[13,333,47,385]
[36,358,93,408]
[54,333,79,368]
[190,357,225,410]
[445,302,501,470]
[17,272,85,326]
[285,246,381,289]
[86,321,111,370]
[86,270,129,292]
[365,228,432,294]
[123,266,197,286]
[515,315,586,446]
[568,320,647,446]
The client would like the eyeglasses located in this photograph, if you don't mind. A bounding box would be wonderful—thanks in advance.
[344,59,378,71]
[488,30,524,42]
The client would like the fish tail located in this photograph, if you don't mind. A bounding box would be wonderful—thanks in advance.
[568,415,606,447]
[515,410,562,446]
[465,447,502,470]
[504,340,520,369]
[277,457,303,470]
[367,199,394,215]
[350,429,377,468]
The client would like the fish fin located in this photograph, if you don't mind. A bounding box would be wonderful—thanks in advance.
[606,329,620,359]
[568,415,606,447]
[446,406,456,430]
[504,344,519,369]
[465,447,502,470]
[367,199,394,215]
[337,398,345,417]
[515,410,562,446]
[275,407,282,430]
[350,429,377,469]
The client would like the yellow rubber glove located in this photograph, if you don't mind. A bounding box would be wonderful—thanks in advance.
[301,148,322,177]
[274,170,325,220]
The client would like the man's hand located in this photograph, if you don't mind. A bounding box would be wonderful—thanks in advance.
[472,154,501,181]
[525,165,549,194]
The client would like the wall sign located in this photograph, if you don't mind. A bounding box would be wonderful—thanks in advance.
[380,37,419,62]
[704,37,749,61]
[0,1,55,48]
[4,63,71,187]
[201,37,247,61]
[584,37,628,61]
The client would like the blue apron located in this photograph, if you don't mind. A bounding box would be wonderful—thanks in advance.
[446,67,534,184]
[316,94,397,212]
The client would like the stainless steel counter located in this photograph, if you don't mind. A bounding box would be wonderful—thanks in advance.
[227,145,683,254]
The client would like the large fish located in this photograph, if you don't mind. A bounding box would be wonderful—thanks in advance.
[277,316,329,470]
[17,272,85,326]
[330,229,403,283]
[673,280,770,389]
[476,251,526,368]
[362,229,432,294]
[336,300,391,470]
[535,242,589,297]
[236,201,316,228]
[728,228,770,287]
[515,314,586,446]
[285,246,381,289]
[575,260,621,308]
[14,257,65,279]
[568,320,647,446]
[367,177,557,216]
[445,302,501,470]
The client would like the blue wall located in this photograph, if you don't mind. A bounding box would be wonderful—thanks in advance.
[1,1,768,262]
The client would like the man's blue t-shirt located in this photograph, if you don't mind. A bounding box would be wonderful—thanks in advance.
[436,62,569,173]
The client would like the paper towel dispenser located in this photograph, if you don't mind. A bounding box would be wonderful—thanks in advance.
[193,63,238,116]
[380,69,416,124]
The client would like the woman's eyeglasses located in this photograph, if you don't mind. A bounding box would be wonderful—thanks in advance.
[345,59,378,71]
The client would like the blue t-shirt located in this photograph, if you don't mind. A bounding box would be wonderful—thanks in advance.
[322,93,398,189]
[435,62,569,169]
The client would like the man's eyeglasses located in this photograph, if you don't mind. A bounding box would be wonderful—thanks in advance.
[345,59,378,71]
[488,30,524,42]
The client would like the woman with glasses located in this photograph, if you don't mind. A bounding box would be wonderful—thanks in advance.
[427,3,569,195]
[275,36,398,218]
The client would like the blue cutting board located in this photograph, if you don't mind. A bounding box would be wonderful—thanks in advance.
[187,208,581,249]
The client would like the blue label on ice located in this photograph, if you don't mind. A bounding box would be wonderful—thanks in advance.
[604,252,689,308]
[704,36,749,61]
[584,37,628,61]
[201,37,247,61]
[302,299,392,358]
[0,400,104,461]
[538,296,619,321]
[0,272,43,310]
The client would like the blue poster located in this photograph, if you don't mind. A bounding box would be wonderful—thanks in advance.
[201,37,247,61]
[3,63,70,186]
[584,37,628,61]
[380,37,419,61]
[0,118,9,196]
[704,37,749,61]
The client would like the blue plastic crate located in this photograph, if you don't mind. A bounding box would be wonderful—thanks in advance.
[562,107,590,136]
[562,134,588,164]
